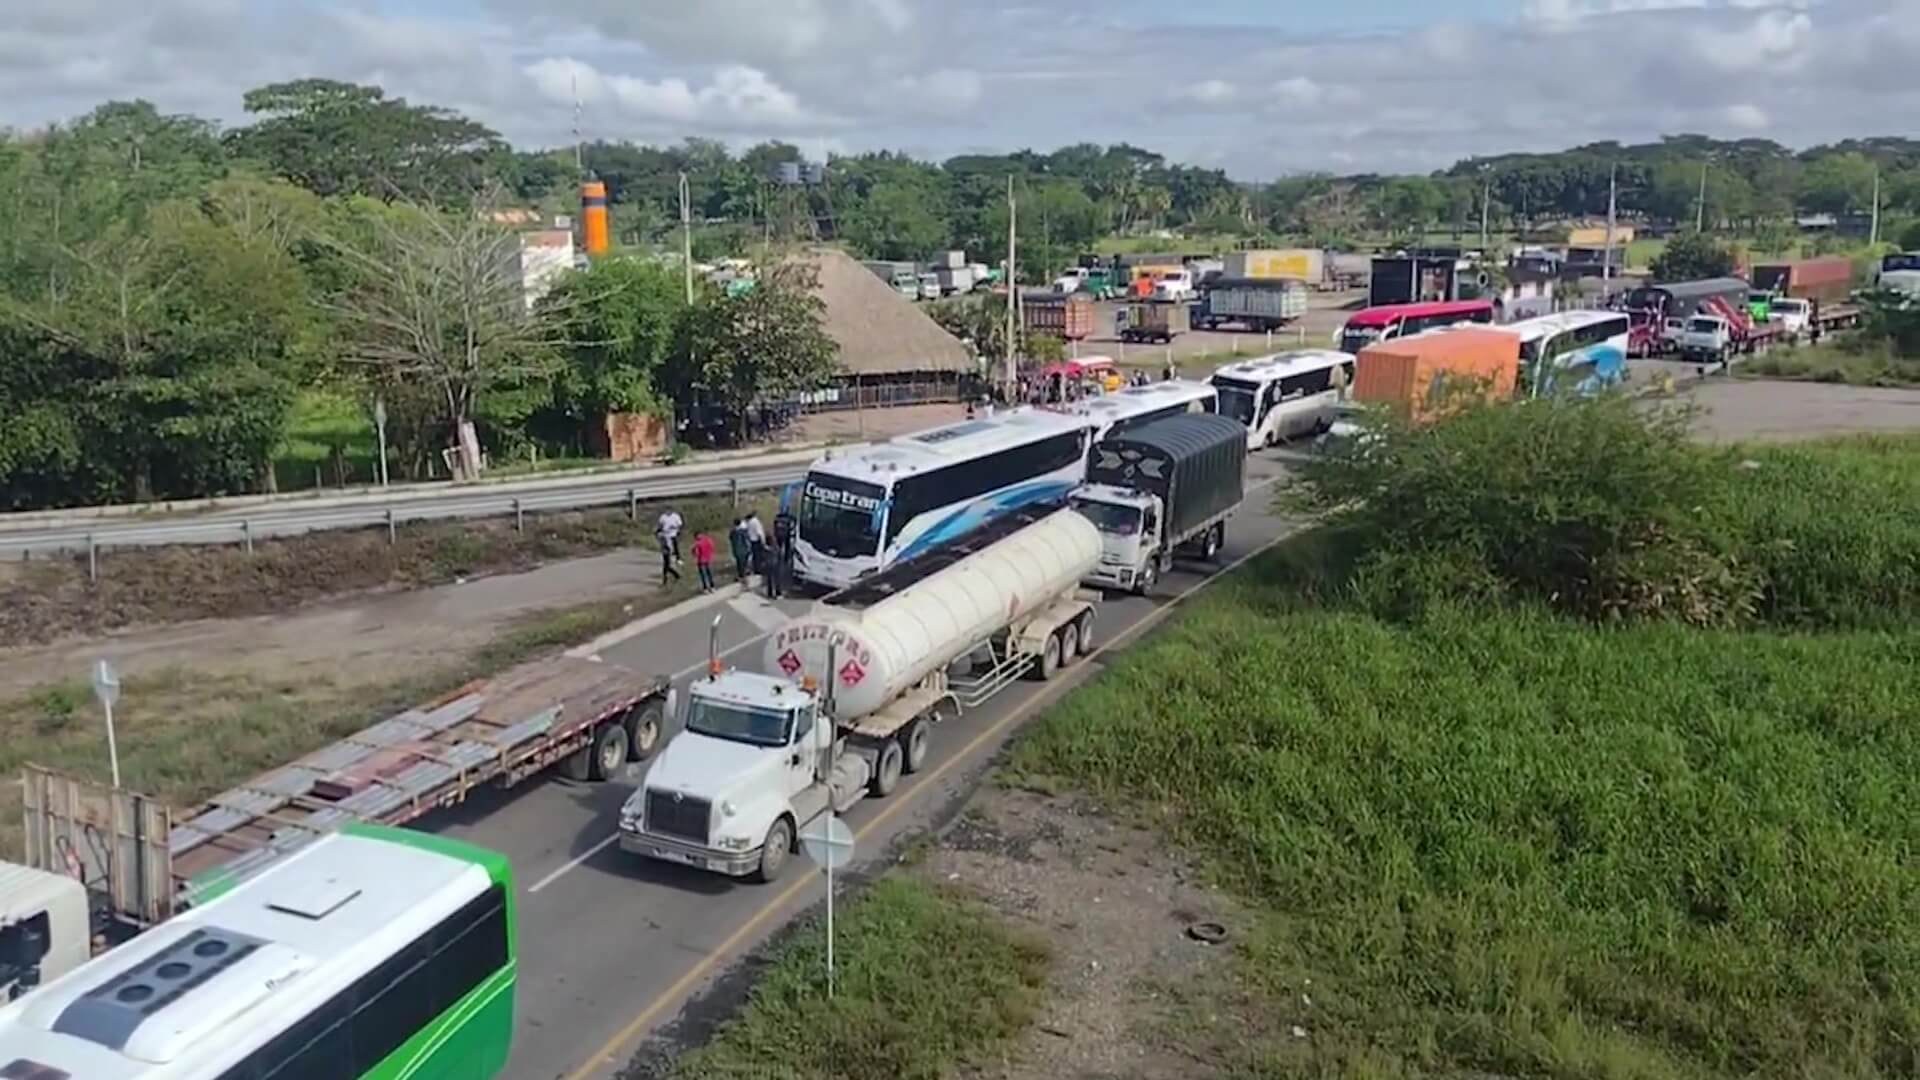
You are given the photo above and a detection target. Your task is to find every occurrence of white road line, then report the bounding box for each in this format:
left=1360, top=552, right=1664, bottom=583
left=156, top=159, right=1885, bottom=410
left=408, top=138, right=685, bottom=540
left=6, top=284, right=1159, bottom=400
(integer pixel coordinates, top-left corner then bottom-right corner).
left=528, top=834, right=620, bottom=894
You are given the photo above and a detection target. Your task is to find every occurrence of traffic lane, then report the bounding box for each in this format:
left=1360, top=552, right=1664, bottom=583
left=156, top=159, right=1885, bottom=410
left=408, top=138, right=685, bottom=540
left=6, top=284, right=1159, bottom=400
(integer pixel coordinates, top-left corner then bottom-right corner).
left=505, top=475, right=1305, bottom=1080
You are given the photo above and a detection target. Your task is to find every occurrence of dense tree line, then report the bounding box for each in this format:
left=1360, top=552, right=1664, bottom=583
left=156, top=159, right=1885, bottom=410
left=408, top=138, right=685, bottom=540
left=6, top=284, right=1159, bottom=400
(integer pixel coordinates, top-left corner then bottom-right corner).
left=4, top=79, right=1918, bottom=509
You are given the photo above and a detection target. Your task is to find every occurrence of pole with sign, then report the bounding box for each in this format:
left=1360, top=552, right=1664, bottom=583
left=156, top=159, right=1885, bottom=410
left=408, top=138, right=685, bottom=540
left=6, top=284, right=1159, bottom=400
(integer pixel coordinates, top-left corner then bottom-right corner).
left=91, top=659, right=122, bottom=788
left=801, top=813, right=855, bottom=997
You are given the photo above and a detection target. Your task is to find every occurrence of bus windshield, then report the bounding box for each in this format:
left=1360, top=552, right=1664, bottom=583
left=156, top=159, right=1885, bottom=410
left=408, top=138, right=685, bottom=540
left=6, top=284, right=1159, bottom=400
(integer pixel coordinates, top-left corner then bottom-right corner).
left=1211, top=378, right=1260, bottom=426
left=798, top=474, right=886, bottom=559
left=1339, top=325, right=1384, bottom=353
left=686, top=698, right=792, bottom=747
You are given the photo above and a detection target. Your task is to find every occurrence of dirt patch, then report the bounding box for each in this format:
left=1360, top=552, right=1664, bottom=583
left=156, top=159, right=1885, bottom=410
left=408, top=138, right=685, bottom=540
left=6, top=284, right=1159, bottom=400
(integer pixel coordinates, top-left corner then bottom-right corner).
left=917, top=785, right=1247, bottom=1080
left=0, top=495, right=755, bottom=648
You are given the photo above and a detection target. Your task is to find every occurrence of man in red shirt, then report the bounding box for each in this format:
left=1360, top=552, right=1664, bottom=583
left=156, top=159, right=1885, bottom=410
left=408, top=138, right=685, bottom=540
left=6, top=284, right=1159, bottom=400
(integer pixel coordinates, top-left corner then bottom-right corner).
left=691, top=532, right=718, bottom=593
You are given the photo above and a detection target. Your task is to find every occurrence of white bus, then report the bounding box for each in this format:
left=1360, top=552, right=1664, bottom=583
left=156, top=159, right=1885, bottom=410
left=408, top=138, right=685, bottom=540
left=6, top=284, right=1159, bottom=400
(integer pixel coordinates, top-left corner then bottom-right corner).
left=1492, top=310, right=1631, bottom=395
left=793, top=408, right=1092, bottom=590
left=1209, top=351, right=1356, bottom=450
left=0, top=823, right=515, bottom=1080
left=1055, top=379, right=1217, bottom=442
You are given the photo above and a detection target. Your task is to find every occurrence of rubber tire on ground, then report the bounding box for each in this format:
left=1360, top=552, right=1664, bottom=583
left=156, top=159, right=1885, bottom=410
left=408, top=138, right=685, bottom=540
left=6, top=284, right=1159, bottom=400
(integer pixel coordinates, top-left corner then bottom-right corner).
left=753, top=818, right=793, bottom=883
left=1059, top=622, right=1080, bottom=667
left=587, top=722, right=630, bottom=781
left=1035, top=632, right=1063, bottom=681
left=1134, top=560, right=1159, bottom=596
left=870, top=739, right=905, bottom=796
left=1074, top=613, right=1094, bottom=656
left=626, top=700, right=664, bottom=762
left=902, top=720, right=930, bottom=774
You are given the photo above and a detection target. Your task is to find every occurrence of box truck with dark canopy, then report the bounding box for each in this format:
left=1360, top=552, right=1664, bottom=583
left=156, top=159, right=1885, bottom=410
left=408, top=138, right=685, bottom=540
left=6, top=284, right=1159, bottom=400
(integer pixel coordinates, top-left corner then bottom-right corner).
left=1070, top=413, right=1248, bottom=595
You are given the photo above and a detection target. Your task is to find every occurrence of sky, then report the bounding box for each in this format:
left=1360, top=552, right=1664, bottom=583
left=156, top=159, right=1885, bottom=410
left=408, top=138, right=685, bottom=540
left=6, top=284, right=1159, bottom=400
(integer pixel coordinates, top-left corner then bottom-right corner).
left=2, top=0, right=1917, bottom=178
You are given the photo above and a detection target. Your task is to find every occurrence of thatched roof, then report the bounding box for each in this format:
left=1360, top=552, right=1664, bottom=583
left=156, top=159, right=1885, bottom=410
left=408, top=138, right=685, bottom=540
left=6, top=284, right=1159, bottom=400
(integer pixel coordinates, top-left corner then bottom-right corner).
left=794, top=248, right=973, bottom=376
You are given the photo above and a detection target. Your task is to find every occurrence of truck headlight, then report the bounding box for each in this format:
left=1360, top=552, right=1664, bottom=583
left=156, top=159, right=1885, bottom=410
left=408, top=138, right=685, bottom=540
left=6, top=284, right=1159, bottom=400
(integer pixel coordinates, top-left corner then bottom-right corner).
left=716, top=834, right=754, bottom=851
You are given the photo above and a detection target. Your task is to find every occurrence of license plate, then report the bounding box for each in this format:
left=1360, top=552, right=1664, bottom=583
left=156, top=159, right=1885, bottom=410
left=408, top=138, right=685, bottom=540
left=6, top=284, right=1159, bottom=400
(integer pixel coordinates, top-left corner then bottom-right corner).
left=654, top=846, right=701, bottom=868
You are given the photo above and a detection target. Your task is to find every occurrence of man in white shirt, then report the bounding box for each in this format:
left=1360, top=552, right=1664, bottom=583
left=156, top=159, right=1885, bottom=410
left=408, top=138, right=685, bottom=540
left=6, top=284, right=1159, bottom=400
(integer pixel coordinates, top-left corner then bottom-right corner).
left=656, top=508, right=684, bottom=560
left=744, top=512, right=767, bottom=579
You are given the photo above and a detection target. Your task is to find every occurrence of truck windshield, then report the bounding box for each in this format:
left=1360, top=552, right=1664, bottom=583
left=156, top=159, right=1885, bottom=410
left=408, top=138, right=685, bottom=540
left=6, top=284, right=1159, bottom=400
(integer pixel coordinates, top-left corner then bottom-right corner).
left=1688, top=318, right=1720, bottom=333
left=1068, top=497, right=1142, bottom=536
left=686, top=698, right=792, bottom=747
left=798, top=474, right=886, bottom=558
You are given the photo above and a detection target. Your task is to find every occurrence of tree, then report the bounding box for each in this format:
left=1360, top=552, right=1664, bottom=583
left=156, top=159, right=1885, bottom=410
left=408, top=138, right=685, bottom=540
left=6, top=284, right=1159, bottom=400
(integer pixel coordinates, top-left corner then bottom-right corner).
left=320, top=196, right=562, bottom=476
left=536, top=258, right=684, bottom=449
left=1797, top=152, right=1878, bottom=215
left=1898, top=220, right=1920, bottom=253
left=226, top=79, right=504, bottom=202
left=925, top=294, right=1007, bottom=362
left=664, top=260, right=837, bottom=440
left=1651, top=231, right=1737, bottom=281
left=842, top=179, right=948, bottom=261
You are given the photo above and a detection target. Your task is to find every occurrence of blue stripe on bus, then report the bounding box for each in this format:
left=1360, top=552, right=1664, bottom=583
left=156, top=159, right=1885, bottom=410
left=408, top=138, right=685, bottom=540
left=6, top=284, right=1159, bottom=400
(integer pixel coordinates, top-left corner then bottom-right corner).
left=893, top=478, right=1078, bottom=563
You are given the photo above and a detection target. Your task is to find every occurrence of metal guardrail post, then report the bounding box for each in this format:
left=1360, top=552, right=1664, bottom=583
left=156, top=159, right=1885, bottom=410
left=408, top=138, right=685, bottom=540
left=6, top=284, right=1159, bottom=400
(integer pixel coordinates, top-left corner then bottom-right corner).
left=730, top=478, right=740, bottom=508
left=241, top=520, right=254, bottom=555
left=88, top=534, right=98, bottom=583
left=386, top=509, right=397, bottom=545
left=627, top=489, right=638, bottom=521
left=513, top=498, right=524, bottom=532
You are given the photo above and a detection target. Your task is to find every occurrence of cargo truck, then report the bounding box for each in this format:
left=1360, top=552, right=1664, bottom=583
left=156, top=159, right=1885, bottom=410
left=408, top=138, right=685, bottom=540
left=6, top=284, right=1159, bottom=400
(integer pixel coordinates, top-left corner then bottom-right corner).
left=618, top=506, right=1102, bottom=882
left=8, top=652, right=670, bottom=961
left=1120, top=301, right=1188, bottom=344
left=1224, top=248, right=1324, bottom=286
left=1024, top=292, right=1098, bottom=340
left=1192, top=277, right=1308, bottom=331
left=1069, top=414, right=1247, bottom=595
left=0, top=863, right=87, bottom=1002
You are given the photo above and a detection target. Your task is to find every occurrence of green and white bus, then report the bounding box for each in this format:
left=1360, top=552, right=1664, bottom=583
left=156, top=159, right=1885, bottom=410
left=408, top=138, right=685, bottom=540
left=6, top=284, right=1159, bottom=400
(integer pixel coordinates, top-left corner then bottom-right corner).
left=0, top=823, right=515, bottom=1079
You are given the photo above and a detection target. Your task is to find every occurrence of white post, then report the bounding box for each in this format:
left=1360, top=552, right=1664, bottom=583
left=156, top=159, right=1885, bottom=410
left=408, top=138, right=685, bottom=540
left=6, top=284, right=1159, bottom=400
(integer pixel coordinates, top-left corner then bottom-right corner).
left=92, top=659, right=122, bottom=788
left=103, top=698, right=120, bottom=788
left=825, top=819, right=835, bottom=998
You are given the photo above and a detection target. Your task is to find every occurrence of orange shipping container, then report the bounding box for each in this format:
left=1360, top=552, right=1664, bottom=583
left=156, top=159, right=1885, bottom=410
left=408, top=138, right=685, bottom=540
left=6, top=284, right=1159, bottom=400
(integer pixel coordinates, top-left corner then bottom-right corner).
left=1354, top=327, right=1518, bottom=423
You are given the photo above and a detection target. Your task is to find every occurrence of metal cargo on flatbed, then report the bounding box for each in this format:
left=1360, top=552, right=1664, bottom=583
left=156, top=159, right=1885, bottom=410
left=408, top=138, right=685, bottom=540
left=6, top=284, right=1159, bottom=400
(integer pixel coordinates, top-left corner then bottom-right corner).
left=22, top=652, right=662, bottom=925
left=1200, top=277, right=1308, bottom=327
left=1086, top=414, right=1246, bottom=542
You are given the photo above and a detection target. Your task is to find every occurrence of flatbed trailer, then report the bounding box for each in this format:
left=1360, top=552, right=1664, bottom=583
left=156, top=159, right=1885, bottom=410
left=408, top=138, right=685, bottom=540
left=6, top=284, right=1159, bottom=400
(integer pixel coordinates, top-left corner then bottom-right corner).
left=21, top=652, right=667, bottom=929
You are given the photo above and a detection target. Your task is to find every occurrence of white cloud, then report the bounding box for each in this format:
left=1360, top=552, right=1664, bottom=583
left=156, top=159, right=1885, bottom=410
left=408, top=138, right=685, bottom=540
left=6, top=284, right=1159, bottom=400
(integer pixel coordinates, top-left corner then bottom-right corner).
left=1, top=0, right=1916, bottom=177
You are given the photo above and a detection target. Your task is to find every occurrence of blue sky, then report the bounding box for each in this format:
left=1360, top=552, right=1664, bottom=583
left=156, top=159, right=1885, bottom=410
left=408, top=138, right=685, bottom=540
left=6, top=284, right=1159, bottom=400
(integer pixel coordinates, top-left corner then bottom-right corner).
left=3, top=1, right=1915, bottom=176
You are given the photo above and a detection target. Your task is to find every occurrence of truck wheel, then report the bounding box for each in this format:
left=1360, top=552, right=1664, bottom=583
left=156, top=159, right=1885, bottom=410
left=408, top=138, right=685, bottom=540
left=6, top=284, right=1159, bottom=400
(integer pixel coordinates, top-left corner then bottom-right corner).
left=901, top=721, right=930, bottom=774
left=753, top=818, right=793, bottom=883
left=1035, top=632, right=1063, bottom=681
left=1201, top=524, right=1222, bottom=561
left=1134, top=560, right=1159, bottom=596
left=626, top=699, right=665, bottom=762
left=588, top=722, right=631, bottom=781
left=870, top=739, right=904, bottom=796
left=1074, top=613, right=1094, bottom=656
left=1059, top=622, right=1081, bottom=667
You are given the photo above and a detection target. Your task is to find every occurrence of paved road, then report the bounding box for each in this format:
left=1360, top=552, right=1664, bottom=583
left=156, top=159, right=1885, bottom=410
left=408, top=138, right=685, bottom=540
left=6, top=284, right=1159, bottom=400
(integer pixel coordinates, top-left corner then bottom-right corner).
left=422, top=450, right=1311, bottom=1080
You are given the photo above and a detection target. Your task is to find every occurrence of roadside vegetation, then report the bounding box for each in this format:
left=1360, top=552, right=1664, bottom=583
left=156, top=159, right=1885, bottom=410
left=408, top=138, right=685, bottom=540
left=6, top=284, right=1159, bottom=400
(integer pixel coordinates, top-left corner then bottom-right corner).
left=670, top=878, right=1050, bottom=1080
left=1002, top=400, right=1920, bottom=1078
left=0, top=493, right=760, bottom=646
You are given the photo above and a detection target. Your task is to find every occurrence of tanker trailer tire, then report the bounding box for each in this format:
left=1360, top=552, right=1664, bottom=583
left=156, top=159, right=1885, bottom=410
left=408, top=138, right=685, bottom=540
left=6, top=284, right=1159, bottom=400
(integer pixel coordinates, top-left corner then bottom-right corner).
left=870, top=740, right=905, bottom=796
left=588, top=722, right=631, bottom=781
left=1059, top=622, right=1081, bottom=667
left=1074, top=613, right=1095, bottom=656
left=902, top=720, right=930, bottom=774
left=1035, top=632, right=1063, bottom=681
left=753, top=817, right=794, bottom=883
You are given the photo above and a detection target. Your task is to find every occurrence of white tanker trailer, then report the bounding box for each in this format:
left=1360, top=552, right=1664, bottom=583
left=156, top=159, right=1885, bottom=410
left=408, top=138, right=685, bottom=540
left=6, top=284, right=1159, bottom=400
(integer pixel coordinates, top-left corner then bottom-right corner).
left=618, top=506, right=1102, bottom=882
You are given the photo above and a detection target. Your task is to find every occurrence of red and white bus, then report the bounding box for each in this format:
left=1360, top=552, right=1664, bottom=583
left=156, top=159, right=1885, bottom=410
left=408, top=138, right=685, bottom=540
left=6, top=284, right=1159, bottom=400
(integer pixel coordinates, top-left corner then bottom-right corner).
left=1335, top=299, right=1496, bottom=354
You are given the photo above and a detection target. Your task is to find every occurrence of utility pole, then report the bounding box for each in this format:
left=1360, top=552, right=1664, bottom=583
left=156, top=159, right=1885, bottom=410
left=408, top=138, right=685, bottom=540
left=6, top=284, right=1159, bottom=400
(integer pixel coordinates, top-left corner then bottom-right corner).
left=1004, top=175, right=1018, bottom=395
left=1696, top=160, right=1708, bottom=231
left=571, top=73, right=584, bottom=175
left=1603, top=162, right=1618, bottom=286
left=1479, top=167, right=1491, bottom=252
left=678, top=172, right=694, bottom=304
left=1869, top=168, right=1882, bottom=247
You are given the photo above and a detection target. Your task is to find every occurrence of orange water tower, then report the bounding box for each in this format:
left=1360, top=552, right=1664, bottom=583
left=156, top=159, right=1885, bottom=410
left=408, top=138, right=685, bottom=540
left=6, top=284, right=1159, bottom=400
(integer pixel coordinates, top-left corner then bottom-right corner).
left=581, top=180, right=610, bottom=256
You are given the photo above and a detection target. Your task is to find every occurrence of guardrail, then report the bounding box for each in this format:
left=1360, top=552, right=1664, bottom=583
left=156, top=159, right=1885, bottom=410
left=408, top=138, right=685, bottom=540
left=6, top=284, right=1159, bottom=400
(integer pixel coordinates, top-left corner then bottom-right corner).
left=2, top=460, right=813, bottom=572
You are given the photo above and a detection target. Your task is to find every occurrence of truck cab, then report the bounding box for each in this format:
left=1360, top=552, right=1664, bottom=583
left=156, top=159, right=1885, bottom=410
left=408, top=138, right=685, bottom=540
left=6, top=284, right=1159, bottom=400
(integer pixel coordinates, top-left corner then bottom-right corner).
left=1, top=862, right=90, bottom=1002
left=1069, top=485, right=1165, bottom=593
left=1152, top=269, right=1196, bottom=302
left=1677, top=314, right=1733, bottom=365
left=617, top=669, right=870, bottom=883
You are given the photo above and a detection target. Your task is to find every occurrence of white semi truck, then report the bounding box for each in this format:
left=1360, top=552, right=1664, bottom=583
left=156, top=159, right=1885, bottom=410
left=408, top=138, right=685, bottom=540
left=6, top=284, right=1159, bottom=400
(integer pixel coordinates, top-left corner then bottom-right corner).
left=618, top=506, right=1102, bottom=882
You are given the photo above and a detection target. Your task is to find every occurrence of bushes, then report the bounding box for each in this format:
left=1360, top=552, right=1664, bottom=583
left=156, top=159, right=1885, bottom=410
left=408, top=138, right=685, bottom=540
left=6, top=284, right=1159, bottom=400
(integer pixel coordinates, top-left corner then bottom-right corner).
left=1295, top=397, right=1919, bottom=630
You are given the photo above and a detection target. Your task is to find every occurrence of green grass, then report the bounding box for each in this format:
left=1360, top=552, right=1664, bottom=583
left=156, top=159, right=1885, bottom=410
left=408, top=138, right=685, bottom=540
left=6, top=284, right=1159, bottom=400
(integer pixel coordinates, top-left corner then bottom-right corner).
left=1009, top=574, right=1920, bottom=1079
left=1743, top=343, right=1920, bottom=387
left=673, top=878, right=1051, bottom=1080
left=272, top=389, right=379, bottom=490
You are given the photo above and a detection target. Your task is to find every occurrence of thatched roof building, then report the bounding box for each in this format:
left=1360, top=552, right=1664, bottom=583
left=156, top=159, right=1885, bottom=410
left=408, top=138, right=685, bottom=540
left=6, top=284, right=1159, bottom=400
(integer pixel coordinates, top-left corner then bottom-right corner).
left=792, top=248, right=973, bottom=377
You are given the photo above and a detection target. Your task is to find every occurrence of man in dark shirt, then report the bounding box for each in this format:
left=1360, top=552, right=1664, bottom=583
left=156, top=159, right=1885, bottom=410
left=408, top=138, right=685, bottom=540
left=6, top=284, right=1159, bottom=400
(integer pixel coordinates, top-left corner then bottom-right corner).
left=769, top=509, right=797, bottom=599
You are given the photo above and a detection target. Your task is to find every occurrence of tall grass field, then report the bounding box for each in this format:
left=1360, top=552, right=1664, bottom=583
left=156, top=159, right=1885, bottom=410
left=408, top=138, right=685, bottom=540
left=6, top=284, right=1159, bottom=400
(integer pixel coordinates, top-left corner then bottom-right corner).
left=1012, top=422, right=1920, bottom=1078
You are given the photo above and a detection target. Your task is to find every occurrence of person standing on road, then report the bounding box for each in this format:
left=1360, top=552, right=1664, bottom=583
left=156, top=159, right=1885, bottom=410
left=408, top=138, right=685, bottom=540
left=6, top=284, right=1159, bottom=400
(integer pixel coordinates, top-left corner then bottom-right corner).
left=656, top=529, right=681, bottom=584
left=745, top=512, right=768, bottom=584
left=656, top=507, right=684, bottom=561
left=769, top=507, right=796, bottom=599
left=728, top=517, right=751, bottom=583
left=691, top=531, right=717, bottom=593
